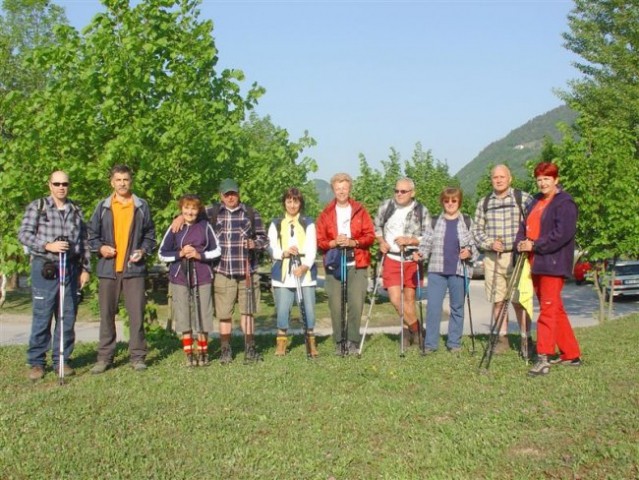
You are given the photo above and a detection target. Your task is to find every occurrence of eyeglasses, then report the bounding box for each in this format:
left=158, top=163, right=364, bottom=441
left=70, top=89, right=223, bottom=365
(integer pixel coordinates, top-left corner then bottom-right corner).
left=443, top=198, right=459, bottom=204
left=51, top=182, right=69, bottom=187
left=394, top=189, right=412, bottom=194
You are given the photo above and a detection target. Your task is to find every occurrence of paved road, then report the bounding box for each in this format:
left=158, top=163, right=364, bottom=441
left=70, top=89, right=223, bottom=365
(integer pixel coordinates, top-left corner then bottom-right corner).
left=1, top=280, right=638, bottom=346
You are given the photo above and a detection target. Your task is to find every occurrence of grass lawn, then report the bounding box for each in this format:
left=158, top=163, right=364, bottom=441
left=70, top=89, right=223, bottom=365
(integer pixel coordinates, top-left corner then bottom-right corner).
left=1, top=313, right=638, bottom=479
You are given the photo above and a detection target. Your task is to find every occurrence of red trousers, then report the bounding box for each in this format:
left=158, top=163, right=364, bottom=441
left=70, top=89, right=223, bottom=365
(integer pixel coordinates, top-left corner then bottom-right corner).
left=532, top=274, right=581, bottom=359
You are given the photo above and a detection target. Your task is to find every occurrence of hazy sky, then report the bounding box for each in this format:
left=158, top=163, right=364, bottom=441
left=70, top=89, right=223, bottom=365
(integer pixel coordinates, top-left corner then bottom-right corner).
left=57, top=0, right=579, bottom=180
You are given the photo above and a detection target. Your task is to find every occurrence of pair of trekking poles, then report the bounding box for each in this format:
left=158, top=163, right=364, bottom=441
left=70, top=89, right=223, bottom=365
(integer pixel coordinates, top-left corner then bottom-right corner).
left=358, top=248, right=478, bottom=358
left=478, top=251, right=529, bottom=371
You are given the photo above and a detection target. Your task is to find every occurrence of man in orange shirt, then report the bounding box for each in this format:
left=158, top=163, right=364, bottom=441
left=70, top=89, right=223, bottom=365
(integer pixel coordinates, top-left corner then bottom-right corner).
left=88, top=165, right=156, bottom=373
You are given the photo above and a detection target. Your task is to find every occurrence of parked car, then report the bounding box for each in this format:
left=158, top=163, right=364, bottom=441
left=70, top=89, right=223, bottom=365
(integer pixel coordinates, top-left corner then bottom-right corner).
left=573, top=258, right=592, bottom=285
left=472, top=253, right=485, bottom=279
left=602, top=260, right=639, bottom=299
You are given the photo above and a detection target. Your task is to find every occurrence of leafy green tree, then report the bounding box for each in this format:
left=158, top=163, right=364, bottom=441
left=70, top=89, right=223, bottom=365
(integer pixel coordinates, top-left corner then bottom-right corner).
left=558, top=0, right=639, bottom=320
left=0, top=0, right=315, bottom=281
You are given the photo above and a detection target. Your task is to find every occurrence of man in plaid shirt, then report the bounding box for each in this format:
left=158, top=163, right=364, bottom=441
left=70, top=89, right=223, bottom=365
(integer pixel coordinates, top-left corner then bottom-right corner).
left=472, top=164, right=533, bottom=354
left=18, top=170, right=91, bottom=381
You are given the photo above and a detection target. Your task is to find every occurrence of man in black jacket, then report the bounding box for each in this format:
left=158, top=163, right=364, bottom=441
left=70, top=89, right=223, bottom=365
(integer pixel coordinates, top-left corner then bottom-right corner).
left=87, top=165, right=156, bottom=373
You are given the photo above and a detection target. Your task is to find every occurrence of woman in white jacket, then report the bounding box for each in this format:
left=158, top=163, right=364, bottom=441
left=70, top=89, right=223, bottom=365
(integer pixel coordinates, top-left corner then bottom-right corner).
left=268, top=188, right=318, bottom=357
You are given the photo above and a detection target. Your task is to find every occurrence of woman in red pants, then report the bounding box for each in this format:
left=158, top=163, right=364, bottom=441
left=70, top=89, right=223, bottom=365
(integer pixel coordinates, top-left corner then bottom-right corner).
left=516, top=162, right=582, bottom=376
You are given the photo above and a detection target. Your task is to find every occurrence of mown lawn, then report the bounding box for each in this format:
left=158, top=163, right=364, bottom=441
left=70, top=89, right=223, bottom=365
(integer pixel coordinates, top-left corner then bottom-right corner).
left=1, top=316, right=638, bottom=479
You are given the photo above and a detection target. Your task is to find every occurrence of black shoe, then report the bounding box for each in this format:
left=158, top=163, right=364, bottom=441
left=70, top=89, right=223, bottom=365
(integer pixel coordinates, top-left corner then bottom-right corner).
left=335, top=341, right=347, bottom=357
left=347, top=341, right=359, bottom=355
left=244, top=344, right=263, bottom=363
left=219, top=345, right=233, bottom=365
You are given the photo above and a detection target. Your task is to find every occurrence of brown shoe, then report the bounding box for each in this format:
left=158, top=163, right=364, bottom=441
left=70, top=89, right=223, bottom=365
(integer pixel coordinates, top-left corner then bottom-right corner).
left=307, top=335, right=319, bottom=358
left=28, top=365, right=45, bottom=381
left=275, top=336, right=288, bottom=356
left=492, top=336, right=510, bottom=354
left=53, top=364, right=76, bottom=377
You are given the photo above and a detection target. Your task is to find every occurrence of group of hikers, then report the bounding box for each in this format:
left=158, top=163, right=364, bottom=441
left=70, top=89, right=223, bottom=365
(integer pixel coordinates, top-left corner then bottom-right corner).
left=18, top=161, right=582, bottom=382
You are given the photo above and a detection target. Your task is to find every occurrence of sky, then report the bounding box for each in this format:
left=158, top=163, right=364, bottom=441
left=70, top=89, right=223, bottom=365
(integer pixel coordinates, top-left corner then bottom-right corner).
left=56, top=0, right=579, bottom=180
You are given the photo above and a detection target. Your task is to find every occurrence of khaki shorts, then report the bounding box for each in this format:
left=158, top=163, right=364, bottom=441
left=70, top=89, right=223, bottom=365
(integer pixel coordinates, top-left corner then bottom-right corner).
left=483, top=251, right=516, bottom=303
left=214, top=273, right=261, bottom=320
left=172, top=283, right=214, bottom=333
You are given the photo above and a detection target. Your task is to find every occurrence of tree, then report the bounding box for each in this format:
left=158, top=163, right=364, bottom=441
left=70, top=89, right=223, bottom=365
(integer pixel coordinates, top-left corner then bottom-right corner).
left=559, top=0, right=639, bottom=321
left=0, top=0, right=316, bottom=283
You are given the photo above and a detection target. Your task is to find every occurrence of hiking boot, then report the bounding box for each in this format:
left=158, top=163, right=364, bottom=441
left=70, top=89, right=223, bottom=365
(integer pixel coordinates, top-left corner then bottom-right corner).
left=131, top=361, right=147, bottom=372
left=421, top=347, right=436, bottom=356
left=402, top=328, right=411, bottom=349
left=520, top=337, right=535, bottom=360
left=185, top=354, right=196, bottom=367
left=90, top=361, right=111, bottom=375
left=347, top=341, right=359, bottom=356
left=410, top=329, right=422, bottom=347
left=528, top=354, right=551, bottom=377
left=448, top=347, right=462, bottom=354
left=492, top=336, right=510, bottom=354
left=198, top=352, right=210, bottom=367
left=549, top=356, right=582, bottom=367
left=335, top=341, right=347, bottom=357
left=244, top=344, right=263, bottom=363
left=307, top=335, right=319, bottom=358
left=219, top=345, right=233, bottom=365
left=53, top=363, right=76, bottom=377
left=28, top=365, right=45, bottom=381
left=275, top=336, right=288, bottom=357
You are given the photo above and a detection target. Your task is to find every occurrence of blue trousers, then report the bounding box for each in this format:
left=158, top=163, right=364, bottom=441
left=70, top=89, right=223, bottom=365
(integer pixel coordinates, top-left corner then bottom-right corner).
left=28, top=256, right=78, bottom=367
left=424, top=273, right=465, bottom=350
left=273, top=286, right=316, bottom=331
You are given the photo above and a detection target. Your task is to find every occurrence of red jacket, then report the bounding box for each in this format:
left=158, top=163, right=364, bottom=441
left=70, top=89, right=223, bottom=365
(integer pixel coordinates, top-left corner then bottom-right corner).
left=316, top=198, right=376, bottom=268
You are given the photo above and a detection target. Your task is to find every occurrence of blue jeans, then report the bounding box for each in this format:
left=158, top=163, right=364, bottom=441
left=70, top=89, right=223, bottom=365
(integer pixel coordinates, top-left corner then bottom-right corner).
left=273, top=286, right=316, bottom=330
left=28, top=256, right=78, bottom=367
left=424, top=273, right=465, bottom=350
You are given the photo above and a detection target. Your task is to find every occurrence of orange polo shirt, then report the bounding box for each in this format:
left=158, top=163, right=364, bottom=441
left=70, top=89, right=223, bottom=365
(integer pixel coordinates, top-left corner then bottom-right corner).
left=112, top=195, right=134, bottom=273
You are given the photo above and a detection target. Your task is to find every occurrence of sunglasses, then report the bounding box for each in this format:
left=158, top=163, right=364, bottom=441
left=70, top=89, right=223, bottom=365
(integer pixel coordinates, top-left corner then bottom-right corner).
left=443, top=198, right=459, bottom=204
left=394, top=189, right=412, bottom=194
left=51, top=182, right=69, bottom=187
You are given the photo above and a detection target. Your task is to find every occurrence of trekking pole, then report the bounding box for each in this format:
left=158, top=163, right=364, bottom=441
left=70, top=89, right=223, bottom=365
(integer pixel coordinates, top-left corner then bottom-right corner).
left=58, top=250, right=67, bottom=385
left=399, top=246, right=406, bottom=358
left=416, top=259, right=425, bottom=355
left=358, top=253, right=385, bottom=357
left=340, top=247, right=348, bottom=356
left=292, top=255, right=312, bottom=359
left=463, top=262, right=476, bottom=355
left=183, top=258, right=195, bottom=367
left=244, top=245, right=256, bottom=363
left=479, top=252, right=526, bottom=372
left=189, top=259, right=206, bottom=366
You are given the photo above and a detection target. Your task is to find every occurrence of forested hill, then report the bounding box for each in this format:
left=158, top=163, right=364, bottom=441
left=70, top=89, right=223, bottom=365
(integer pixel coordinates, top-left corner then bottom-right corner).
left=455, top=105, right=578, bottom=198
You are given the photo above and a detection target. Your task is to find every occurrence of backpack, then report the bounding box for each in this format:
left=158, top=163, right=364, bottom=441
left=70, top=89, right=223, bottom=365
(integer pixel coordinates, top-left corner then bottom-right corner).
left=381, top=201, right=426, bottom=231
left=482, top=188, right=526, bottom=219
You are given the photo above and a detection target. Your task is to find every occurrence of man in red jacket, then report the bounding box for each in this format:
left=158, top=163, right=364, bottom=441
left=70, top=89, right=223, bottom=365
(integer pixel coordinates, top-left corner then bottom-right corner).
left=316, top=173, right=375, bottom=355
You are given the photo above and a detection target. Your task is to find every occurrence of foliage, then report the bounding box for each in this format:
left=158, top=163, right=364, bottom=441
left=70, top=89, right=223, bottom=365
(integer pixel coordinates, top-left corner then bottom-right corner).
left=0, top=0, right=316, bottom=279
left=1, top=315, right=638, bottom=478
left=353, top=143, right=457, bottom=219
left=558, top=0, right=639, bottom=321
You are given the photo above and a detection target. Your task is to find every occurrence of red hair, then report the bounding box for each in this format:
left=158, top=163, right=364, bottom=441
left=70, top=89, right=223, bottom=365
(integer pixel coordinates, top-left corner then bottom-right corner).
left=534, top=162, right=559, bottom=178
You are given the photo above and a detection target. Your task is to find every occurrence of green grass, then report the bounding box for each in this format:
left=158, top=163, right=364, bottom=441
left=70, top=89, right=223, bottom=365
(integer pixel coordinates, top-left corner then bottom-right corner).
left=1, top=316, right=638, bottom=479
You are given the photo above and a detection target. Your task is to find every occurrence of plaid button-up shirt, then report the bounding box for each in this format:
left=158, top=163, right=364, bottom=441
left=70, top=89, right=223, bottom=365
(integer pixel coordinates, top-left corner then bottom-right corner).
left=18, top=196, right=91, bottom=271
left=209, top=203, right=269, bottom=277
left=472, top=188, right=533, bottom=252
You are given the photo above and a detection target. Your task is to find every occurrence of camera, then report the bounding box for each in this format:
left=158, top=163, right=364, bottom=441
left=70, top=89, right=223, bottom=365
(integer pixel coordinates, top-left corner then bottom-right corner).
left=41, top=261, right=58, bottom=280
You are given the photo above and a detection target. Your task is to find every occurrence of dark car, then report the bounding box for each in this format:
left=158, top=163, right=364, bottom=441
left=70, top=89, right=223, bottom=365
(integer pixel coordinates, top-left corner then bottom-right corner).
left=603, top=260, right=639, bottom=299
left=472, top=253, right=485, bottom=279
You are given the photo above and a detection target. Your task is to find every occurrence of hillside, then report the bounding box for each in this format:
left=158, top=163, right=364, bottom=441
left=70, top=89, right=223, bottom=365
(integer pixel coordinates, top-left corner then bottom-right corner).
left=455, top=105, right=578, bottom=198
left=313, top=178, right=333, bottom=204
